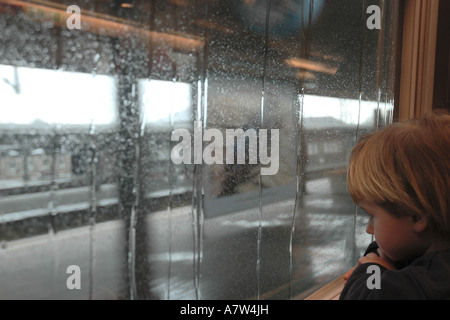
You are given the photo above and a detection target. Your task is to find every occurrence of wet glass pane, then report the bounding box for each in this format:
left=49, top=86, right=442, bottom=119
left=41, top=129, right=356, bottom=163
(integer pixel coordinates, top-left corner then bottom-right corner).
left=0, top=0, right=400, bottom=299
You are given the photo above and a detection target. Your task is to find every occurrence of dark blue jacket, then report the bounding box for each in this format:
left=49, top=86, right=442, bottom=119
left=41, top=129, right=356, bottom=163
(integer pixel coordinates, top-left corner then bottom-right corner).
left=340, top=242, right=450, bottom=300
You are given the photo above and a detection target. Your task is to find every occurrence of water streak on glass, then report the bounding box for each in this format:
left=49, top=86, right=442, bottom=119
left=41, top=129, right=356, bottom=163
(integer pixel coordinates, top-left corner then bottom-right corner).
left=190, top=1, right=210, bottom=299
left=127, top=80, right=140, bottom=300
left=48, top=129, right=59, bottom=236
left=128, top=205, right=137, bottom=299
left=289, top=91, right=304, bottom=298
left=191, top=163, right=204, bottom=300
left=166, top=183, right=173, bottom=300
left=349, top=0, right=370, bottom=267
left=375, top=0, right=385, bottom=131
left=128, top=129, right=143, bottom=300
left=167, top=80, right=174, bottom=300
left=256, top=0, right=273, bottom=300
left=88, top=121, right=97, bottom=300
left=191, top=61, right=205, bottom=302
left=289, top=0, right=313, bottom=298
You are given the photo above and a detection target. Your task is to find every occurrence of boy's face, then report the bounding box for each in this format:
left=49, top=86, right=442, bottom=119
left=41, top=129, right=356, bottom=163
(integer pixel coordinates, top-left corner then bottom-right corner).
left=358, top=200, right=429, bottom=262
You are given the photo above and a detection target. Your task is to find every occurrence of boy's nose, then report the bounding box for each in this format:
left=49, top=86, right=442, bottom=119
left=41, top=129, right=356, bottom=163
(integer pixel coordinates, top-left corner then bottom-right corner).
left=366, top=221, right=374, bottom=235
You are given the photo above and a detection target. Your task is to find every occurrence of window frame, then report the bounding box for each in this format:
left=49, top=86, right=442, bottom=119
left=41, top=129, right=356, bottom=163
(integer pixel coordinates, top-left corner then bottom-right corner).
left=398, top=0, right=440, bottom=120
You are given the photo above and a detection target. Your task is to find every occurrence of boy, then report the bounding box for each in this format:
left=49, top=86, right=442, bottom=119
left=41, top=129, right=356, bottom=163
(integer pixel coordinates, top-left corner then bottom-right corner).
left=339, top=111, right=450, bottom=299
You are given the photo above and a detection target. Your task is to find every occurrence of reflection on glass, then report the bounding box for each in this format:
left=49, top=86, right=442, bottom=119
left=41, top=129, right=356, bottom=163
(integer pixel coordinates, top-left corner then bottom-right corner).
left=0, top=0, right=399, bottom=300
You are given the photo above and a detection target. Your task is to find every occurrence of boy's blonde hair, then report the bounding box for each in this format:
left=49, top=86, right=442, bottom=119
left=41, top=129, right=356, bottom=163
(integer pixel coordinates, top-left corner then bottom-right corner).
left=347, top=111, right=450, bottom=235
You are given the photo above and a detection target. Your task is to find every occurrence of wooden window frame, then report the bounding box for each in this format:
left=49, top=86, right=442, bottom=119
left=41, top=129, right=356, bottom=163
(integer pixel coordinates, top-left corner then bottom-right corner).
left=398, top=0, right=440, bottom=120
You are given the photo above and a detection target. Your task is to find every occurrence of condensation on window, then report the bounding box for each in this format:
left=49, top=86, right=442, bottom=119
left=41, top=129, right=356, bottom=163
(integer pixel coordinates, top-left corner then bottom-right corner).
left=0, top=0, right=400, bottom=299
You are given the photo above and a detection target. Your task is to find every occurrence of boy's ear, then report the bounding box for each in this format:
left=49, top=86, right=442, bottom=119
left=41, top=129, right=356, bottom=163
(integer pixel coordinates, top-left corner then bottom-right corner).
left=412, top=214, right=428, bottom=233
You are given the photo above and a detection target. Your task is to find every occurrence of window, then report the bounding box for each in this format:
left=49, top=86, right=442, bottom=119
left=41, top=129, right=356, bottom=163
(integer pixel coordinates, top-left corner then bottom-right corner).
left=0, top=0, right=402, bottom=300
